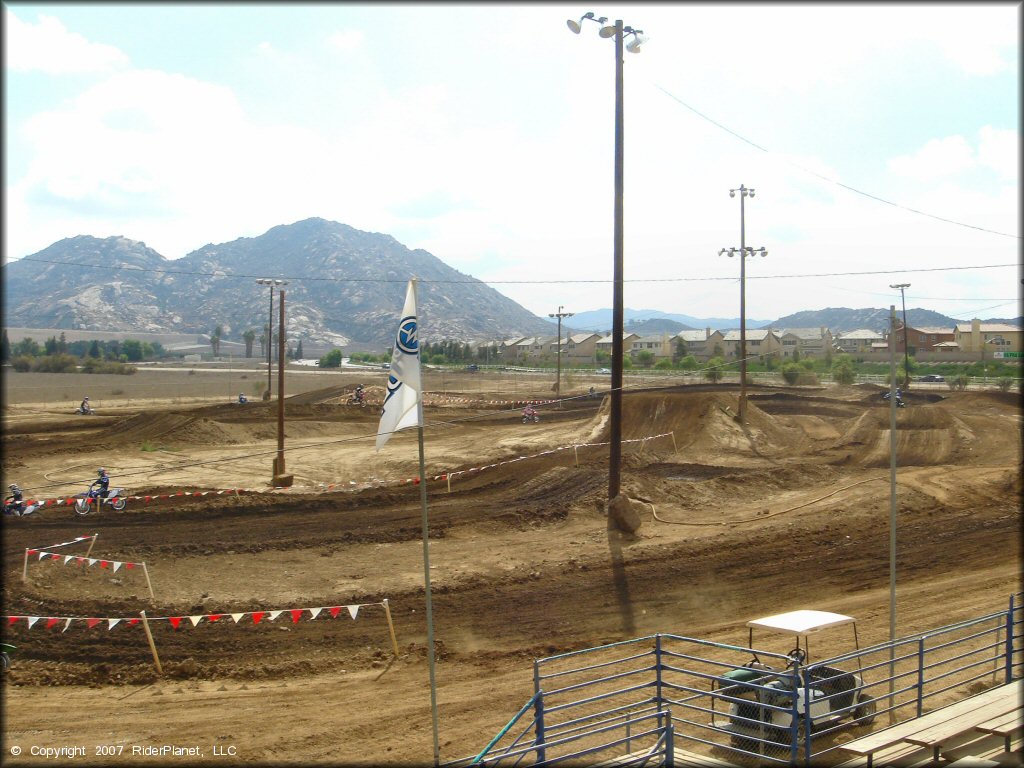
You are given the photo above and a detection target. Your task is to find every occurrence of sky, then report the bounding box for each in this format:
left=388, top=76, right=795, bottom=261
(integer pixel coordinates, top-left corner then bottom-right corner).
left=3, top=2, right=1020, bottom=324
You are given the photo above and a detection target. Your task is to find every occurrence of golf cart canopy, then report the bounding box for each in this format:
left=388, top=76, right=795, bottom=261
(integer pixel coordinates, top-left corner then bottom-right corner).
left=747, top=610, right=856, bottom=638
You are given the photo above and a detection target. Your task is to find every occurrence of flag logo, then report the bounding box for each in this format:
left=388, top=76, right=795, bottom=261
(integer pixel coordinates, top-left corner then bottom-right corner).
left=376, top=280, right=423, bottom=450
left=397, top=316, right=418, bottom=355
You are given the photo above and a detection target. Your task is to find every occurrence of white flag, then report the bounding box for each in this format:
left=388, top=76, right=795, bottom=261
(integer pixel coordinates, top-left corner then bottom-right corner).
left=376, top=279, right=423, bottom=450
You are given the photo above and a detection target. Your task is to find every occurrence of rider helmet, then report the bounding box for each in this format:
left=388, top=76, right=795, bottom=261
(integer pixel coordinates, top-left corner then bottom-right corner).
left=9, top=484, right=19, bottom=491
left=84, top=396, right=89, bottom=401
left=97, top=467, right=107, bottom=476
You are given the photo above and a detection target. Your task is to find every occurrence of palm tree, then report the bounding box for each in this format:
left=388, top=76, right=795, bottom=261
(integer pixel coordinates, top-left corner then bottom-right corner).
left=243, top=329, right=256, bottom=358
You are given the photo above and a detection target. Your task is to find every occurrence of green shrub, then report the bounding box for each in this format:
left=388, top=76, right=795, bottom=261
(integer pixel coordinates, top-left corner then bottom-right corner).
left=31, top=353, right=79, bottom=373
left=80, top=358, right=137, bottom=375
left=703, top=357, right=725, bottom=383
left=10, top=355, right=32, bottom=372
left=319, top=349, right=343, bottom=368
left=831, top=356, right=856, bottom=385
left=781, top=363, right=801, bottom=385
left=997, top=377, right=1012, bottom=392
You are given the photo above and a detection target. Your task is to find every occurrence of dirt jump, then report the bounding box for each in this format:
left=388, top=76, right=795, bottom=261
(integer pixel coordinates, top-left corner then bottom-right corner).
left=2, top=380, right=1021, bottom=765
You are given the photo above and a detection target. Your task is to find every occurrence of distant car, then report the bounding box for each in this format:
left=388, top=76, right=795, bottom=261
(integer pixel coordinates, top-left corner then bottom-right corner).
left=917, top=374, right=945, bottom=383
left=596, top=368, right=612, bottom=374
left=380, top=363, right=390, bottom=370
left=466, top=364, right=479, bottom=372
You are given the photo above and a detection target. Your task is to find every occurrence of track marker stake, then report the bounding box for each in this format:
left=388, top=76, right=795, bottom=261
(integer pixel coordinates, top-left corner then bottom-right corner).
left=382, top=598, right=400, bottom=658
left=140, top=610, right=163, bottom=675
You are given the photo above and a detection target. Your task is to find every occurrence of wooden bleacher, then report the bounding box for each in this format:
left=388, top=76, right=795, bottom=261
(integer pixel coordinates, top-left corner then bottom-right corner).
left=835, top=680, right=1021, bottom=768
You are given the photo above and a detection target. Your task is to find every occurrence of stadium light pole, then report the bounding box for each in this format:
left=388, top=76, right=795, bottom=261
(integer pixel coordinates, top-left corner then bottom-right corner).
left=567, top=12, right=646, bottom=505
left=719, top=185, right=766, bottom=425
left=256, top=279, right=287, bottom=400
left=890, top=283, right=910, bottom=388
left=549, top=306, right=574, bottom=408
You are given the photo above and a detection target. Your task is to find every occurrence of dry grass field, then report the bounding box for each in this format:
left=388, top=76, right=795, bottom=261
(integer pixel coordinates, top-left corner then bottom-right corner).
left=1, top=366, right=1021, bottom=766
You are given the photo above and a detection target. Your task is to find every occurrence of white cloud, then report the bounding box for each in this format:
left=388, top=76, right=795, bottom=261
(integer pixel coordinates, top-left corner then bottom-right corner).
left=976, top=126, right=1019, bottom=181
left=328, top=28, right=364, bottom=52
left=888, top=136, right=976, bottom=182
left=4, top=10, right=129, bottom=74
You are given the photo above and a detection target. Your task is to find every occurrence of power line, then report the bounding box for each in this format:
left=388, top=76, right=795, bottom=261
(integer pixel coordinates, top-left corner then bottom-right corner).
left=651, top=83, right=1021, bottom=241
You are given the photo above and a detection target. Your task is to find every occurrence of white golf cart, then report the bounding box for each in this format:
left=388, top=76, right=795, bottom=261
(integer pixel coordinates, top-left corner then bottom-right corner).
left=713, top=609, right=877, bottom=754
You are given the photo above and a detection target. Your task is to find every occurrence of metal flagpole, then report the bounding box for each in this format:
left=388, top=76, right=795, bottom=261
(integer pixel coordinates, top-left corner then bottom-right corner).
left=417, top=406, right=440, bottom=766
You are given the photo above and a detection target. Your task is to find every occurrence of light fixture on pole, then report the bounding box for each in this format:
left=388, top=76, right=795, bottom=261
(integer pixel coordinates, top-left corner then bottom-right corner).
left=719, top=184, right=766, bottom=425
left=890, top=283, right=910, bottom=388
left=567, top=11, right=646, bottom=509
left=256, top=279, right=287, bottom=400
left=549, top=306, right=575, bottom=407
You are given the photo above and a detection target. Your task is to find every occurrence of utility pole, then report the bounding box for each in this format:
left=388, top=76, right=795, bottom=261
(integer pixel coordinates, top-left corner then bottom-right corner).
left=720, top=185, right=766, bottom=424
left=890, top=283, right=911, bottom=388
left=273, top=289, right=293, bottom=488
left=549, top=306, right=574, bottom=407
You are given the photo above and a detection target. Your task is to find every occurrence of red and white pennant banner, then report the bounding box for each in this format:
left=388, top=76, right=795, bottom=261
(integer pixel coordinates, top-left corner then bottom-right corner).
left=5, top=601, right=379, bottom=631
left=27, top=549, right=139, bottom=572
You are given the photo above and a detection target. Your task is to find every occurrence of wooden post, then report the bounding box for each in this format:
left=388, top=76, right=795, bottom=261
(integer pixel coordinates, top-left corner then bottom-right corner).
left=85, top=534, right=98, bottom=558
left=22, top=548, right=29, bottom=582
left=671, top=431, right=678, bottom=453
left=141, top=562, right=156, bottom=600
left=139, top=610, right=163, bottom=675
left=382, top=598, right=400, bottom=658
left=446, top=474, right=451, bottom=494
left=573, top=446, right=579, bottom=468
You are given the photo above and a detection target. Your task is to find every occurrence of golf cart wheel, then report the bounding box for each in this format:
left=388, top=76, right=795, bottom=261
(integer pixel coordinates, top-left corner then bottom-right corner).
left=74, top=499, right=91, bottom=517
left=112, top=497, right=127, bottom=512
left=854, top=692, right=877, bottom=726
left=1, top=652, right=8, bottom=672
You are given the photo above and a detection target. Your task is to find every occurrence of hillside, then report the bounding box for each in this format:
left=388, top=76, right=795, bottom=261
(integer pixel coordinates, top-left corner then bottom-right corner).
left=1, top=219, right=554, bottom=347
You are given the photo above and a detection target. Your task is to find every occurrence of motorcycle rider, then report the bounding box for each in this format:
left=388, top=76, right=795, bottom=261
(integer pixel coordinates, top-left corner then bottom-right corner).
left=89, top=468, right=110, bottom=500
left=353, top=384, right=365, bottom=404
left=522, top=405, right=538, bottom=422
left=238, top=392, right=248, bottom=404
left=4, top=484, right=25, bottom=515
left=79, top=396, right=91, bottom=414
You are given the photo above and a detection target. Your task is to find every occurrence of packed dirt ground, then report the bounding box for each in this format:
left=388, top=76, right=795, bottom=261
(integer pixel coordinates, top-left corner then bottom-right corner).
left=2, top=373, right=1021, bottom=766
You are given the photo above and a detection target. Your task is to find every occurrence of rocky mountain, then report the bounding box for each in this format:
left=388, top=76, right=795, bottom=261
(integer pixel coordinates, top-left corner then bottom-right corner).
left=1, top=218, right=555, bottom=349
left=771, top=307, right=962, bottom=333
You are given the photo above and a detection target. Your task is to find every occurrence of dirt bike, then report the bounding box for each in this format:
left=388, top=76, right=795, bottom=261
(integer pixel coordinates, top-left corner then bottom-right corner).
left=75, top=405, right=96, bottom=415
left=74, top=488, right=127, bottom=516
left=3, top=499, right=40, bottom=517
left=349, top=390, right=366, bottom=406
left=1, top=643, right=14, bottom=672
left=881, top=392, right=906, bottom=408
left=522, top=410, right=540, bottom=424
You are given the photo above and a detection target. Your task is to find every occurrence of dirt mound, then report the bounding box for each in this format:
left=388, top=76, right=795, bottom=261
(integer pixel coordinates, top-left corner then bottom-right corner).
left=589, top=390, right=808, bottom=461
left=833, top=405, right=968, bottom=467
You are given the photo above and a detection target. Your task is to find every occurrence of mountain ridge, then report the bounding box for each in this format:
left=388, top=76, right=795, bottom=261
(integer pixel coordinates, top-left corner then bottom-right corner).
left=3, top=218, right=1017, bottom=349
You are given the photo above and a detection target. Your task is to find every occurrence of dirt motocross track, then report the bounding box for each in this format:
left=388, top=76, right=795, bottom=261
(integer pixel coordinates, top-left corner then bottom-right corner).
left=2, top=381, right=1021, bottom=766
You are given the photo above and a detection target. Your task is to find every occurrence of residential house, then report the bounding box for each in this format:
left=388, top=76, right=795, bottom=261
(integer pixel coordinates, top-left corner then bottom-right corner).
left=719, top=328, right=782, bottom=362
left=953, top=319, right=1023, bottom=357
left=674, top=328, right=725, bottom=362
left=564, top=333, right=601, bottom=365
left=834, top=329, right=885, bottom=355
left=630, top=333, right=674, bottom=362
left=595, top=332, right=640, bottom=363
left=779, top=327, right=834, bottom=359
left=888, top=324, right=955, bottom=355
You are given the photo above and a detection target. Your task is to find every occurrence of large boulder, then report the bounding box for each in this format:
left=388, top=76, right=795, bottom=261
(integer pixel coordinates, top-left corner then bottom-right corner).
left=607, top=494, right=648, bottom=533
